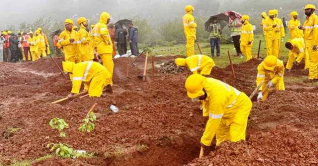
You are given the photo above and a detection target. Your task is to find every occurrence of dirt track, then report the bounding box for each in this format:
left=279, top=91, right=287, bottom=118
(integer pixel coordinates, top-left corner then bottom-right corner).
left=0, top=56, right=318, bottom=165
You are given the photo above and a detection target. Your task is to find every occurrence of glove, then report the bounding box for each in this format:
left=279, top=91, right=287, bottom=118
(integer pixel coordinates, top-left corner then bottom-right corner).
left=267, top=81, right=273, bottom=88
left=257, top=92, right=263, bottom=101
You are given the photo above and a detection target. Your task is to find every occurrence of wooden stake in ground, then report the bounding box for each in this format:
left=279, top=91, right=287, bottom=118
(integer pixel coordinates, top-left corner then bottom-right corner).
left=48, top=54, right=68, bottom=79
left=196, top=42, right=203, bottom=54
left=199, top=146, right=204, bottom=159
left=257, top=40, right=262, bottom=59
left=137, top=51, right=148, bottom=80
left=151, top=56, right=155, bottom=79
left=52, top=91, right=88, bottom=104
left=227, top=50, right=236, bottom=79
left=88, top=103, right=98, bottom=114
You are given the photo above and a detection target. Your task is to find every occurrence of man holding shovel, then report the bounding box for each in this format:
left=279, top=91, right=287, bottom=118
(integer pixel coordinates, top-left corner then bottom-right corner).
left=185, top=74, right=252, bottom=158
left=256, top=55, right=285, bottom=101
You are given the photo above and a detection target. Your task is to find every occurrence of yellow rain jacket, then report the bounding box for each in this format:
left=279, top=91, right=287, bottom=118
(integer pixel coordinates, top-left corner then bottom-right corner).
left=58, top=29, right=79, bottom=62
left=264, top=18, right=280, bottom=56
left=256, top=59, right=285, bottom=100
left=183, top=10, right=197, bottom=57
left=288, top=13, right=303, bottom=39
left=67, top=61, right=112, bottom=97
left=240, top=20, right=254, bottom=61
left=286, top=38, right=309, bottom=70
left=303, top=13, right=318, bottom=80
left=201, top=78, right=252, bottom=146
left=175, top=55, right=215, bottom=75
left=93, top=12, right=113, bottom=55
left=261, top=12, right=268, bottom=37
left=28, top=36, right=39, bottom=61
left=77, top=24, right=94, bottom=61
left=275, top=18, right=285, bottom=39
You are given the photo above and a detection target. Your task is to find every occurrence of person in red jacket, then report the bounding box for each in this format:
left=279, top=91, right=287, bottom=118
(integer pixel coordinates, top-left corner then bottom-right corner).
left=22, top=32, right=30, bottom=61
left=108, top=23, right=117, bottom=56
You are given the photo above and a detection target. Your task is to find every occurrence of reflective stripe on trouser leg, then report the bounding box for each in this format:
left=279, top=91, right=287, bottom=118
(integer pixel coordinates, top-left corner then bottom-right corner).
left=100, top=53, right=114, bottom=84
left=88, top=72, right=107, bottom=97
left=286, top=51, right=296, bottom=70
left=186, top=37, right=195, bottom=57
left=216, top=94, right=252, bottom=145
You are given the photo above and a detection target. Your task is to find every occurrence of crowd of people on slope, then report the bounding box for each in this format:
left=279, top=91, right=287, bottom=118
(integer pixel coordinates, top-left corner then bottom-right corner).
left=179, top=4, right=318, bottom=157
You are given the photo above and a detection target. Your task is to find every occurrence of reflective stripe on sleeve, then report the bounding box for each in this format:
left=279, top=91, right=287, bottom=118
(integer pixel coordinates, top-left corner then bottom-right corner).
left=72, top=77, right=83, bottom=81
left=257, top=74, right=265, bottom=78
left=190, top=55, right=202, bottom=72
left=209, top=113, right=223, bottom=119
left=241, top=31, right=253, bottom=34
left=314, top=25, right=318, bottom=28
left=304, top=26, right=314, bottom=29
left=299, top=48, right=304, bottom=53
left=58, top=39, right=64, bottom=42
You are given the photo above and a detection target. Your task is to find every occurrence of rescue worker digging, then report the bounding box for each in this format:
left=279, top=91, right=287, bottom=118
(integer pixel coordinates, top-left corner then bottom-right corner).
left=256, top=55, right=285, bottom=101
left=62, top=61, right=112, bottom=98
left=240, top=15, right=254, bottom=61
left=185, top=74, right=252, bottom=155
left=175, top=55, right=215, bottom=76
left=183, top=5, right=197, bottom=57
left=285, top=38, right=309, bottom=71
left=299, top=4, right=318, bottom=83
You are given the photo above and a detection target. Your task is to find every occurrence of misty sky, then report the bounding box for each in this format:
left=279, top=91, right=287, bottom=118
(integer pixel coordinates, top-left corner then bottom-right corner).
left=1, top=0, right=318, bottom=30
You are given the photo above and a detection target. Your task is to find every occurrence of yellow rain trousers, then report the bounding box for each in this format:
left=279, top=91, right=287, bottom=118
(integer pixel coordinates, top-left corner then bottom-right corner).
left=71, top=61, right=112, bottom=97
left=275, top=18, right=285, bottom=57
left=37, top=34, right=47, bottom=57
left=77, top=25, right=94, bottom=61
left=28, top=36, right=39, bottom=61
left=261, top=12, right=268, bottom=38
left=240, top=21, right=254, bottom=61
left=303, top=13, right=318, bottom=80
left=200, top=78, right=252, bottom=146
left=185, top=55, right=215, bottom=75
left=286, top=38, right=309, bottom=70
left=256, top=60, right=285, bottom=101
left=264, top=18, right=279, bottom=56
left=183, top=11, right=197, bottom=57
left=58, top=29, right=79, bottom=63
left=93, top=12, right=114, bottom=82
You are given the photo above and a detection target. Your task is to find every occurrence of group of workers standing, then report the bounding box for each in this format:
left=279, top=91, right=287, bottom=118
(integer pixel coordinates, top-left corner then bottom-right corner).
left=0, top=29, right=50, bottom=62
left=178, top=4, right=318, bottom=157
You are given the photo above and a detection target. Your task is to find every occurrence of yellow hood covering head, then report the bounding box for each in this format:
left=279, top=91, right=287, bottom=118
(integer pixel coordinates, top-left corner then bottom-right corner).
left=62, top=61, right=75, bottom=73
left=175, top=58, right=186, bottom=67
left=185, top=74, right=207, bottom=99
left=2, top=31, right=7, bottom=35
left=241, top=15, right=250, bottom=21
left=77, top=17, right=87, bottom=26
left=263, top=55, right=277, bottom=71
left=261, top=12, right=267, bottom=18
left=65, top=18, right=74, bottom=25
left=304, top=4, right=316, bottom=10
left=185, top=5, right=194, bottom=13
left=268, top=10, right=276, bottom=16
left=99, top=12, right=111, bottom=24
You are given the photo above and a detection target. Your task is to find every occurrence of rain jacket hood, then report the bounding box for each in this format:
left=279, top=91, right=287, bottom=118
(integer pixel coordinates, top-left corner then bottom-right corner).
left=99, top=12, right=111, bottom=24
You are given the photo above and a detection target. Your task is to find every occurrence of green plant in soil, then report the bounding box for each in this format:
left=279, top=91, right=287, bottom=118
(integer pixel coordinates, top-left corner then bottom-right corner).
left=49, top=118, right=69, bottom=137
left=47, top=143, right=94, bottom=159
left=79, top=111, right=96, bottom=133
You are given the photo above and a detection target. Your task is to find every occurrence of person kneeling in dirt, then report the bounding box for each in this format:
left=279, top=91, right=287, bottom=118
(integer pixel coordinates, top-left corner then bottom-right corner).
left=175, top=55, right=215, bottom=76
left=62, top=61, right=112, bottom=98
left=256, top=55, right=285, bottom=101
left=285, top=38, right=309, bottom=71
left=185, top=74, right=252, bottom=151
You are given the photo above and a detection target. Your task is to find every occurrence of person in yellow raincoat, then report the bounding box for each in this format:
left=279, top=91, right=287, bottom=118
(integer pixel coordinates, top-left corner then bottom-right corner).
left=175, top=55, right=215, bottom=76
left=299, top=4, right=318, bottom=82
left=264, top=10, right=279, bottom=57
left=62, top=61, right=112, bottom=98
left=288, top=11, right=303, bottom=39
left=77, top=17, right=94, bottom=62
left=58, top=19, right=79, bottom=63
left=185, top=74, right=252, bottom=148
left=256, top=55, right=285, bottom=101
left=93, top=12, right=114, bottom=84
left=240, top=15, right=254, bottom=61
left=38, top=28, right=51, bottom=56
left=27, top=31, right=39, bottom=61
left=285, top=38, right=309, bottom=71
left=183, top=5, right=197, bottom=57
left=273, top=9, right=285, bottom=57
left=261, top=12, right=268, bottom=37
left=36, top=28, right=46, bottom=57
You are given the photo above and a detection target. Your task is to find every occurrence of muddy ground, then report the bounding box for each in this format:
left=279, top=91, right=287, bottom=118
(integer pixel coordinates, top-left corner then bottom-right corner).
left=0, top=56, right=317, bottom=165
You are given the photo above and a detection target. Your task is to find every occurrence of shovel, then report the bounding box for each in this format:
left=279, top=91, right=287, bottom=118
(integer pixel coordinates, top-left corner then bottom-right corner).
left=137, top=51, right=148, bottom=80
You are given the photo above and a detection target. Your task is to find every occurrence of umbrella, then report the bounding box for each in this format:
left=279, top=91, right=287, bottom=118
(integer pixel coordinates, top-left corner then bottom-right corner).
left=115, top=19, right=132, bottom=29
left=205, top=11, right=242, bottom=32
left=205, top=13, right=229, bottom=32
